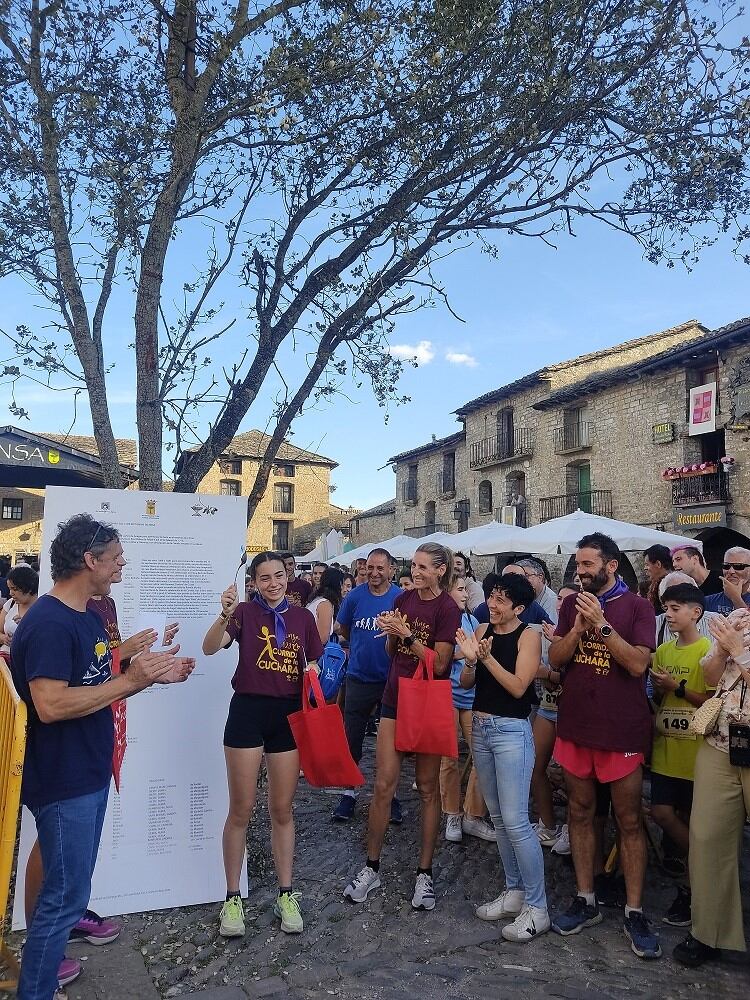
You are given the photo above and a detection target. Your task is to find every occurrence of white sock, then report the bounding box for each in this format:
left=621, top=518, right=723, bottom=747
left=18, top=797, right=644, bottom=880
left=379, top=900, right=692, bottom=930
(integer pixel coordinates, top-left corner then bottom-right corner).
left=343, top=789, right=356, bottom=799
left=625, top=905, right=642, bottom=917
left=579, top=891, right=596, bottom=906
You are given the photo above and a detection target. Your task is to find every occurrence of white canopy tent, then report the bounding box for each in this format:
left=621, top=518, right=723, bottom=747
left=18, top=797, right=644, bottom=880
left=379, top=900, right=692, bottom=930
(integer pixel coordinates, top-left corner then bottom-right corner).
left=446, top=520, right=528, bottom=555
left=472, top=509, right=702, bottom=556
left=324, top=534, right=416, bottom=564
left=301, top=528, right=346, bottom=562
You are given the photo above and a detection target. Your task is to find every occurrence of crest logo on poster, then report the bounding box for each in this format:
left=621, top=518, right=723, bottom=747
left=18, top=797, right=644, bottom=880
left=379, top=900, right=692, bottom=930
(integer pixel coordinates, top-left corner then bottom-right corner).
left=100, top=502, right=110, bottom=511
left=146, top=499, right=157, bottom=516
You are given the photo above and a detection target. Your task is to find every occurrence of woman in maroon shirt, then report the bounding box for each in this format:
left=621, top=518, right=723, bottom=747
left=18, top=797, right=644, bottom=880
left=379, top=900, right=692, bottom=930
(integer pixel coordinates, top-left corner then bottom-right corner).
left=343, top=542, right=461, bottom=911
left=203, top=551, right=323, bottom=939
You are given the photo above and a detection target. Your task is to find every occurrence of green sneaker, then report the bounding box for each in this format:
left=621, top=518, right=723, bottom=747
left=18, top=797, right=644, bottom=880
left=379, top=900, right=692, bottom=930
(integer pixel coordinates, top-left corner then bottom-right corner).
left=219, top=895, right=245, bottom=937
left=273, top=891, right=303, bottom=933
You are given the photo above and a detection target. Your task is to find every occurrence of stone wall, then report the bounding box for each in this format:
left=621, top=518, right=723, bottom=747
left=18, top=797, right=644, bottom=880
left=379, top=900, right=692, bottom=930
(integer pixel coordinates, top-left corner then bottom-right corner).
left=386, top=327, right=750, bottom=574
left=196, top=458, right=332, bottom=555
left=0, top=487, right=46, bottom=562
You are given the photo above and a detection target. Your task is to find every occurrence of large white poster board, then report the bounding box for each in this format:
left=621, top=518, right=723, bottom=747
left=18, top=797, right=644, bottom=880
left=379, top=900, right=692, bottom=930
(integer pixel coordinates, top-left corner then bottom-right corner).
left=13, top=485, right=248, bottom=927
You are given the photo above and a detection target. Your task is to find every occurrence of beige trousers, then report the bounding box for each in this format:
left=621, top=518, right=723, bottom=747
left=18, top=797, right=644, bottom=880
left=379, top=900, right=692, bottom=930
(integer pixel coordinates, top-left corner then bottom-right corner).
left=439, top=708, right=486, bottom=818
left=689, top=740, right=750, bottom=952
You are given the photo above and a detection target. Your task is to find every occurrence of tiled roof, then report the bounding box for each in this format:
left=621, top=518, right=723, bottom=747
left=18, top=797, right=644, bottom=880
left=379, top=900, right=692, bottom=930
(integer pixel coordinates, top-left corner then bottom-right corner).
left=454, top=320, right=706, bottom=416
left=214, top=430, right=337, bottom=467
left=355, top=498, right=397, bottom=519
left=388, top=430, right=466, bottom=464
left=533, top=319, right=750, bottom=410
left=39, top=432, right=137, bottom=468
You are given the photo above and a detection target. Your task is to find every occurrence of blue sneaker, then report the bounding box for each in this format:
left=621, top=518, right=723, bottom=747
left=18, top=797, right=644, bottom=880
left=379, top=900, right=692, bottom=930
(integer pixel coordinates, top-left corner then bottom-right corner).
left=551, top=896, right=602, bottom=935
left=624, top=911, right=662, bottom=959
left=333, top=794, right=356, bottom=822
left=389, top=797, right=403, bottom=825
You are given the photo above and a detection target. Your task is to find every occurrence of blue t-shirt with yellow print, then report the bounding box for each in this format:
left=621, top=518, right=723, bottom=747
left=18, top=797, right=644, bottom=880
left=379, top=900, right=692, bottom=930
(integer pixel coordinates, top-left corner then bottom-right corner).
left=11, top=594, right=114, bottom=808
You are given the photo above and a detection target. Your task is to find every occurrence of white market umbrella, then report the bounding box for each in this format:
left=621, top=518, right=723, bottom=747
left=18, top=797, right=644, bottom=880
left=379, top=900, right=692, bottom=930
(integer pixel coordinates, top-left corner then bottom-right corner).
left=494, top=509, right=703, bottom=556
left=325, top=534, right=414, bottom=564
left=448, top=520, right=528, bottom=555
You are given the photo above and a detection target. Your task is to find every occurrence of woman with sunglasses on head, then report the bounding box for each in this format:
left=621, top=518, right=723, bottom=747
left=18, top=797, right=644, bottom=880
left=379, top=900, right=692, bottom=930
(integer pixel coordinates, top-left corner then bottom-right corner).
left=456, top=572, right=549, bottom=943
left=343, top=542, right=461, bottom=911
left=203, top=551, right=323, bottom=938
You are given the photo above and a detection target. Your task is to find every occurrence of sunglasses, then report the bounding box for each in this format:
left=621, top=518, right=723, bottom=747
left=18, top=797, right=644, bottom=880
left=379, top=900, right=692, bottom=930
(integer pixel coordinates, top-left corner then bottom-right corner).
left=87, top=522, right=103, bottom=551
left=723, top=563, right=750, bottom=571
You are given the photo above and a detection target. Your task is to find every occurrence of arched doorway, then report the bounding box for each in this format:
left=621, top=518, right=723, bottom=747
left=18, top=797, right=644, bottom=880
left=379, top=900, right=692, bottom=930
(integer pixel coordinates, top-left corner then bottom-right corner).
left=695, top=526, right=750, bottom=570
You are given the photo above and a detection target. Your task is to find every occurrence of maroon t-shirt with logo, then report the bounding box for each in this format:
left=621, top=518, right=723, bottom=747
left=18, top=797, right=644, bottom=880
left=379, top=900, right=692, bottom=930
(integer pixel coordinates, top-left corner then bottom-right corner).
left=286, top=576, right=312, bottom=608
left=555, top=590, right=655, bottom=754
left=225, top=601, right=323, bottom=698
left=381, top=589, right=462, bottom=709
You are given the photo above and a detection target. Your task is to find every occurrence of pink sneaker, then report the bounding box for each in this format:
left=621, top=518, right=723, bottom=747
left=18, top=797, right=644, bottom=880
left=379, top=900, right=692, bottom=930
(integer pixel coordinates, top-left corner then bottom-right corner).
left=69, top=909, right=122, bottom=945
left=58, top=956, right=82, bottom=986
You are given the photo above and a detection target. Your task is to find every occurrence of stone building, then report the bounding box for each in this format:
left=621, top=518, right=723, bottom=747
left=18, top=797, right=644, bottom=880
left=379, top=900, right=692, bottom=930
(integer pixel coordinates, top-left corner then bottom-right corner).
left=353, top=317, right=750, bottom=571
left=349, top=498, right=398, bottom=547
left=0, top=426, right=341, bottom=561
left=181, top=430, right=338, bottom=556
left=0, top=428, right=138, bottom=563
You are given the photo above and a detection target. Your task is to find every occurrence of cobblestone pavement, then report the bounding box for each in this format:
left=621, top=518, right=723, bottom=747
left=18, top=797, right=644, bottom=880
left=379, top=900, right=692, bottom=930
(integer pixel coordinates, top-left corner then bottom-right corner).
left=14, top=740, right=750, bottom=1000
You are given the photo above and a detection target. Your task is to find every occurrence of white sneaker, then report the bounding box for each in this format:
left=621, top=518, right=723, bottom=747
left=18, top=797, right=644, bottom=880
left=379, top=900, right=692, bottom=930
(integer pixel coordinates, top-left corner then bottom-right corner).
left=462, top=815, right=496, bottom=842
left=475, top=888, right=524, bottom=921
left=534, top=820, right=561, bottom=847
left=411, top=872, right=436, bottom=910
left=343, top=865, right=381, bottom=903
left=551, top=823, right=571, bottom=856
left=501, top=904, right=551, bottom=942
left=445, top=814, right=463, bottom=842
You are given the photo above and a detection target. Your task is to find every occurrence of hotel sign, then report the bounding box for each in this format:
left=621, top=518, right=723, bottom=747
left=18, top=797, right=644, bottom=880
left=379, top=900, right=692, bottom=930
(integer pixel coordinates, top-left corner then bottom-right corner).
left=652, top=422, right=675, bottom=444
left=674, top=505, right=727, bottom=531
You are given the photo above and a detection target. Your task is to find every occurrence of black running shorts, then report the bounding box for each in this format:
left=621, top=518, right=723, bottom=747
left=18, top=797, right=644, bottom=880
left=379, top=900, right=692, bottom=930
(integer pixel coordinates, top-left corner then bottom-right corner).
left=223, top=693, right=301, bottom=753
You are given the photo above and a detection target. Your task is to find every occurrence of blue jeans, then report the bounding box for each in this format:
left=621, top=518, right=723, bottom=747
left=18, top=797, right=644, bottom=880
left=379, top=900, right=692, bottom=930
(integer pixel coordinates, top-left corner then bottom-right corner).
left=471, top=715, right=547, bottom=910
left=18, top=785, right=109, bottom=1000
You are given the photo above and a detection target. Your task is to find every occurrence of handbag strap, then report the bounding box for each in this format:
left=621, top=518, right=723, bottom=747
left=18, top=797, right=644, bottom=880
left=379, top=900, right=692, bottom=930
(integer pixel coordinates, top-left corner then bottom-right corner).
left=412, top=645, right=436, bottom=680
left=302, top=668, right=326, bottom=711
left=715, top=670, right=744, bottom=699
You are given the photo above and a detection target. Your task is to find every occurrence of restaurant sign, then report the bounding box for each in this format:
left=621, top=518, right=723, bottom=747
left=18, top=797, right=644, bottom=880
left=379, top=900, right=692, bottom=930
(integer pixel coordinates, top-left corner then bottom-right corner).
left=673, top=504, right=727, bottom=531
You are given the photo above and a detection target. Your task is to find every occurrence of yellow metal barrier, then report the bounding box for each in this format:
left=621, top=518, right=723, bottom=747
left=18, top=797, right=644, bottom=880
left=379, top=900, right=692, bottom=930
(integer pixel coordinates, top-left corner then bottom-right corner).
left=0, top=656, right=26, bottom=990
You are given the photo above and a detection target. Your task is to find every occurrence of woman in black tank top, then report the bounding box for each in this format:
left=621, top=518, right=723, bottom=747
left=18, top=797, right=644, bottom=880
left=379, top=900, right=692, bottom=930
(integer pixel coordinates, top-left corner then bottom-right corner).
left=456, top=573, right=550, bottom=943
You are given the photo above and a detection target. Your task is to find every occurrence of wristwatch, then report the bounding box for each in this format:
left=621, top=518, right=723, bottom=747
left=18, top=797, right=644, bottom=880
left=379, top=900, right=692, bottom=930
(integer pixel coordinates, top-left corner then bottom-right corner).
left=403, top=634, right=416, bottom=648
left=675, top=679, right=687, bottom=699
left=598, top=624, right=613, bottom=638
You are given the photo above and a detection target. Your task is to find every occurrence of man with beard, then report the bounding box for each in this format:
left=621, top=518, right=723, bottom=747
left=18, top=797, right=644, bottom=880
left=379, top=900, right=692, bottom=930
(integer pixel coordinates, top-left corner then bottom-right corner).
left=548, top=533, right=659, bottom=960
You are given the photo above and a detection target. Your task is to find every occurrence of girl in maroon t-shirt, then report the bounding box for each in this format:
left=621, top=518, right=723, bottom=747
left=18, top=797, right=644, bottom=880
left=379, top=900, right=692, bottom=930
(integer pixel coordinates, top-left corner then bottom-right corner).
left=202, top=551, right=323, bottom=939
left=343, top=542, right=461, bottom=912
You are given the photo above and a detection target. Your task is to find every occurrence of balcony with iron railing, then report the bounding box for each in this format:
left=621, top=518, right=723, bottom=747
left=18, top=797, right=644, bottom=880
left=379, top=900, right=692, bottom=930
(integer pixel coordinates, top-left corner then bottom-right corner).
left=437, top=471, right=456, bottom=498
left=671, top=471, right=730, bottom=507
left=553, top=422, right=593, bottom=454
left=401, top=480, right=418, bottom=505
left=539, top=489, right=612, bottom=522
left=469, top=428, right=535, bottom=469
left=403, top=523, right=450, bottom=538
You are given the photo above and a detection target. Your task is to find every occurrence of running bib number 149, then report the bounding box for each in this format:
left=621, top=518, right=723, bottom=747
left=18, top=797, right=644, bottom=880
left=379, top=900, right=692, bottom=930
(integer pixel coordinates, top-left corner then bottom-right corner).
left=655, top=706, right=696, bottom=741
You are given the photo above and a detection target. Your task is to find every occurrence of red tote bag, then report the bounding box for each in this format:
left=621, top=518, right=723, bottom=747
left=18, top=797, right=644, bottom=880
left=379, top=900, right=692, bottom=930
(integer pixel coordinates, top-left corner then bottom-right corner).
left=288, top=670, right=365, bottom=788
left=395, top=648, right=458, bottom=758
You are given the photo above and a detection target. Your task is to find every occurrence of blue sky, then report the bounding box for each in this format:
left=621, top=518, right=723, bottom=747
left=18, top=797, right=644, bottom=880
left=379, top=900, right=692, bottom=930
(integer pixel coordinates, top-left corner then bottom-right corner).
left=1, top=215, right=748, bottom=512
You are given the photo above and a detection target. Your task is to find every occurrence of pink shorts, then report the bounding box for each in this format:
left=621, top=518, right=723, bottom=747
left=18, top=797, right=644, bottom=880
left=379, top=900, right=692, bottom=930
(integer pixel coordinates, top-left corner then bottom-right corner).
left=554, top=737, right=644, bottom=784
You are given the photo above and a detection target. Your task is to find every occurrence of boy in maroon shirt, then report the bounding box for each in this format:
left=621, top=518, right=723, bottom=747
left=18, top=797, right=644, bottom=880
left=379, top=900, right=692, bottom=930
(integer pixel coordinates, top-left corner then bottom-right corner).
left=549, top=533, right=659, bottom=960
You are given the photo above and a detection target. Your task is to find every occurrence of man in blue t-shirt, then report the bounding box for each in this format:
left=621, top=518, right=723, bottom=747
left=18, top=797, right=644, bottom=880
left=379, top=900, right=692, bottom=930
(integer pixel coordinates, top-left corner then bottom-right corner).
left=12, top=514, right=195, bottom=1000
left=332, top=548, right=401, bottom=823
